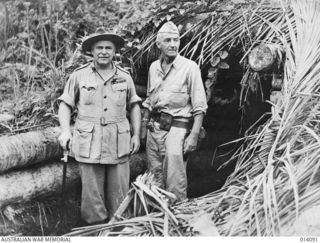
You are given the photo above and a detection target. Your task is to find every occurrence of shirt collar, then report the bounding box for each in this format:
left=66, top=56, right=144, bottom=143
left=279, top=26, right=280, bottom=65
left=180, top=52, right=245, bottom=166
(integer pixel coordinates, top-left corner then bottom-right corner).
left=157, top=54, right=181, bottom=73
left=172, top=54, right=182, bottom=69
left=89, top=62, right=95, bottom=73
left=90, top=61, right=117, bottom=75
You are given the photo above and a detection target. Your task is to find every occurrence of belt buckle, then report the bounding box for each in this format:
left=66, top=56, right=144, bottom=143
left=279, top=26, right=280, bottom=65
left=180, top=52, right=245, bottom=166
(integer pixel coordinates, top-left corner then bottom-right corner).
left=100, top=117, right=106, bottom=126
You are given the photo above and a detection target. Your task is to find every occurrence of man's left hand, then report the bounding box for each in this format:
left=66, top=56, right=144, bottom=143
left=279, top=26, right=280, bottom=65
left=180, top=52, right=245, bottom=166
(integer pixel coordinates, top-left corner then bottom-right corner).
left=183, top=133, right=198, bottom=154
left=130, top=134, right=140, bottom=154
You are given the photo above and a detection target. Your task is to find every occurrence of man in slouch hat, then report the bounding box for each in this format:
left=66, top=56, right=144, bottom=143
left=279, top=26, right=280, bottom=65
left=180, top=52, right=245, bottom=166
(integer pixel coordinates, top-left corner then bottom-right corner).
left=141, top=21, right=207, bottom=201
left=58, top=27, right=141, bottom=225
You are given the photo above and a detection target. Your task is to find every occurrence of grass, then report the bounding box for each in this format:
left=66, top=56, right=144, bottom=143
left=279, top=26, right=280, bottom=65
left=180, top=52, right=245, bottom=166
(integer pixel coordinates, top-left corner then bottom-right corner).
left=0, top=1, right=75, bottom=134
left=0, top=191, right=81, bottom=236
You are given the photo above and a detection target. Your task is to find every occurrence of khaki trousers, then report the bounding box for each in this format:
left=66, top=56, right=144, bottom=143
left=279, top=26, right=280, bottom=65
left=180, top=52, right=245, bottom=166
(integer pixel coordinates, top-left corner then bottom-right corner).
left=78, top=161, right=129, bottom=224
left=146, top=122, right=188, bottom=201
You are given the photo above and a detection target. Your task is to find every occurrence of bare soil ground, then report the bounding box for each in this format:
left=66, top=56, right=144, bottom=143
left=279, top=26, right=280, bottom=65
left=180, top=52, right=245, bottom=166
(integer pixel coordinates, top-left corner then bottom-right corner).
left=0, top=190, right=81, bottom=236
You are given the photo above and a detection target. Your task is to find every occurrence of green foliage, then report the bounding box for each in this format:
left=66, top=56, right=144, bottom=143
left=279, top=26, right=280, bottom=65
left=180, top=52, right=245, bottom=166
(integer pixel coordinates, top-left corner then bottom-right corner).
left=0, top=0, right=133, bottom=130
left=2, top=0, right=126, bottom=65
left=0, top=0, right=283, bottom=131
left=0, top=0, right=219, bottom=130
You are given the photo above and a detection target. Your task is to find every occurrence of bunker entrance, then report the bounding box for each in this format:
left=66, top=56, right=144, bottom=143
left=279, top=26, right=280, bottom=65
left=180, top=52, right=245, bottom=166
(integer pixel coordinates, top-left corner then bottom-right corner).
left=186, top=47, right=272, bottom=198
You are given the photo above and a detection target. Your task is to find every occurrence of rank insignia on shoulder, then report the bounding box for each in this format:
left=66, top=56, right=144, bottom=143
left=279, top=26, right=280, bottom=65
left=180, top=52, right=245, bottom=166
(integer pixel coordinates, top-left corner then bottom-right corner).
left=116, top=65, right=130, bottom=75
left=74, top=62, right=91, bottom=71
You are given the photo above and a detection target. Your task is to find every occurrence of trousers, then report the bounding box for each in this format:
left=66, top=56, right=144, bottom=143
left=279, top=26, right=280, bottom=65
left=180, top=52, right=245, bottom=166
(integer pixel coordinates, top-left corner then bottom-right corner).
left=146, top=122, right=188, bottom=201
left=78, top=161, right=129, bottom=224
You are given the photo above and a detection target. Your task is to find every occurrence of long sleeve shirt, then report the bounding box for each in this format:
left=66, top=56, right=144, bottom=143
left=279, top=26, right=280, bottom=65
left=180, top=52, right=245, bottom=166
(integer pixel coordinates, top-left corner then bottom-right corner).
left=142, top=54, right=207, bottom=118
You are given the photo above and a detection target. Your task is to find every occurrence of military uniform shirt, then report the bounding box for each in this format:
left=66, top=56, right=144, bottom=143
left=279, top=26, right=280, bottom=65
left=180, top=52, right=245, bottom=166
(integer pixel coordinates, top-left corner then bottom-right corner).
left=142, top=54, right=207, bottom=118
left=58, top=62, right=141, bottom=164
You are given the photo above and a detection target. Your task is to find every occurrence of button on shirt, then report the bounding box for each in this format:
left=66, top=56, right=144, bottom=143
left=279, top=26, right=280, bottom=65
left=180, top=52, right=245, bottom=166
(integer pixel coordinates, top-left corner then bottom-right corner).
left=58, top=62, right=141, bottom=164
left=142, top=54, right=207, bottom=118
left=59, top=62, right=141, bottom=122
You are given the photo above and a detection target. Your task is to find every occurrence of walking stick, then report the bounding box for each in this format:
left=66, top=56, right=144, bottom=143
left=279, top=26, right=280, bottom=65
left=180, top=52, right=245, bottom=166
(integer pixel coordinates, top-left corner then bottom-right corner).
left=60, top=142, right=69, bottom=228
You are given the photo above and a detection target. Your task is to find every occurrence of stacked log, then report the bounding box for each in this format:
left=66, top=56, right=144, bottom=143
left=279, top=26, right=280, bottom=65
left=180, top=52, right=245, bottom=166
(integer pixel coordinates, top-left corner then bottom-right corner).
left=248, top=44, right=284, bottom=115
left=0, top=127, right=62, bottom=174
left=0, top=128, right=147, bottom=209
left=0, top=161, right=80, bottom=207
left=270, top=75, right=283, bottom=116
left=248, top=45, right=284, bottom=152
left=248, top=44, right=275, bottom=72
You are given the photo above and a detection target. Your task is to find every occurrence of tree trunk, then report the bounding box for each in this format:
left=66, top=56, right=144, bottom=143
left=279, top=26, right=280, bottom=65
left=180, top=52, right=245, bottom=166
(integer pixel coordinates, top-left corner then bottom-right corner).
left=0, top=127, right=62, bottom=174
left=0, top=152, right=147, bottom=209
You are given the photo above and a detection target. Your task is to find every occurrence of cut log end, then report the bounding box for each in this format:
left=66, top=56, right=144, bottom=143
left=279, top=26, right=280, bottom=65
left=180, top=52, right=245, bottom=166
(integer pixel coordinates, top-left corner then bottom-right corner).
left=248, top=44, right=275, bottom=72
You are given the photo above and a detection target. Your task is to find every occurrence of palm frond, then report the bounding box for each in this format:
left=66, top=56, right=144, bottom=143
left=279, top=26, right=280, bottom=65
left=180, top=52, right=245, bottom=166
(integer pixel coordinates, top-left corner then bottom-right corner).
left=66, top=0, right=320, bottom=237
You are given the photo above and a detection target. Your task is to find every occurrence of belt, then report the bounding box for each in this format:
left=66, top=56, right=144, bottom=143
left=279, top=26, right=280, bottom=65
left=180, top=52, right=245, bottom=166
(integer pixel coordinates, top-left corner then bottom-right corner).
left=150, top=112, right=192, bottom=130
left=77, top=115, right=126, bottom=126
left=171, top=120, right=192, bottom=129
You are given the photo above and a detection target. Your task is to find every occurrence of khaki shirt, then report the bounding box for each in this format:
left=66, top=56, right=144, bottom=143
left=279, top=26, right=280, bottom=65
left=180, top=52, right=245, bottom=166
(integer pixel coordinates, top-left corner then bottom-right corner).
left=58, top=62, right=141, bottom=164
left=142, top=54, right=207, bottom=118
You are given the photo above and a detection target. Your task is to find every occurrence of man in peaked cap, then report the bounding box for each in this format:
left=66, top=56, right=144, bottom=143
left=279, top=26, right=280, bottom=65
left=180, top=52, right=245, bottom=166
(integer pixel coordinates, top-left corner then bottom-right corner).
left=58, top=27, right=141, bottom=225
left=141, top=21, right=208, bottom=202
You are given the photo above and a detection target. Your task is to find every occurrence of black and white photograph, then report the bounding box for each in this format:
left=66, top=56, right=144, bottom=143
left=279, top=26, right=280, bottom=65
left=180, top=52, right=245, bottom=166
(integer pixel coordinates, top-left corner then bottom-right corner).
left=0, top=0, right=319, bottom=240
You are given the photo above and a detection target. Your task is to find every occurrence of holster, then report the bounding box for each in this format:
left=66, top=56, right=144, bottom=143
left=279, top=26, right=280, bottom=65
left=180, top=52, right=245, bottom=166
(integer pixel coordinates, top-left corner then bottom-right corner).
left=150, top=111, right=192, bottom=132
left=158, top=112, right=173, bottom=131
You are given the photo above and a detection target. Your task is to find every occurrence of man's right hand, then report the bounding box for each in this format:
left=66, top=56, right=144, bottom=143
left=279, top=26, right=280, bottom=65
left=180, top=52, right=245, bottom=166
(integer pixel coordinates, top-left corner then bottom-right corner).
left=140, top=120, right=148, bottom=148
left=58, top=130, right=72, bottom=151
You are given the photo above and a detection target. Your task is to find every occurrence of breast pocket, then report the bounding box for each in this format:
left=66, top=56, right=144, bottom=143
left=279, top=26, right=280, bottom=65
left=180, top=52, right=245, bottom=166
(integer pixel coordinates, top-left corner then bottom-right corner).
left=111, top=81, right=127, bottom=106
left=167, top=86, right=189, bottom=109
left=80, top=83, right=98, bottom=105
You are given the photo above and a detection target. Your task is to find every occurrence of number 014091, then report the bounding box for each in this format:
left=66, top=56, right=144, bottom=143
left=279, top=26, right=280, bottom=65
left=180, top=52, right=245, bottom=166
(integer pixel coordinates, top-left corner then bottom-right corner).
left=300, top=237, right=318, bottom=242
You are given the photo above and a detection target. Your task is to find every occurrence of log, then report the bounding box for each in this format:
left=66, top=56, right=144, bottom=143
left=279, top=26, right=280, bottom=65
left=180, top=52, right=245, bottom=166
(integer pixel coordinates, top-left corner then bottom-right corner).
left=0, top=152, right=147, bottom=208
left=0, top=161, right=80, bottom=209
left=0, top=126, right=148, bottom=174
left=270, top=91, right=283, bottom=106
left=0, top=127, right=62, bottom=174
left=271, top=75, right=283, bottom=90
left=248, top=44, right=275, bottom=72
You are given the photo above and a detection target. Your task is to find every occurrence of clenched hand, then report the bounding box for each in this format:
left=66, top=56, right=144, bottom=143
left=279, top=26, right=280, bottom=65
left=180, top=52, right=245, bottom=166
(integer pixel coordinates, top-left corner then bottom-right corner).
left=58, top=130, right=72, bottom=151
left=130, top=134, right=140, bottom=154
left=183, top=132, right=198, bottom=154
